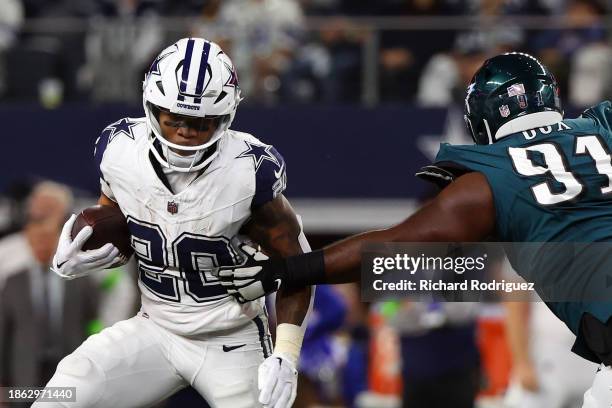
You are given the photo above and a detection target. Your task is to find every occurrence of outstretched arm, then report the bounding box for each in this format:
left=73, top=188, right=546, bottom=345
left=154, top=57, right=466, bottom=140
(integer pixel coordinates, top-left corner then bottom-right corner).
left=221, top=172, right=496, bottom=298
left=319, top=171, right=496, bottom=283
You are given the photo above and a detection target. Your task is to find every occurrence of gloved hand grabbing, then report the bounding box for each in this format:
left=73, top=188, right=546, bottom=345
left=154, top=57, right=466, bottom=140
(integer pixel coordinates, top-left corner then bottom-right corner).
left=218, top=244, right=287, bottom=303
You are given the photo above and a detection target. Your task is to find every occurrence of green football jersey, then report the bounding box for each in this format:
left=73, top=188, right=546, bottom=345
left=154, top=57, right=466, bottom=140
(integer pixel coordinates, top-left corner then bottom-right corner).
left=433, top=101, right=612, bottom=362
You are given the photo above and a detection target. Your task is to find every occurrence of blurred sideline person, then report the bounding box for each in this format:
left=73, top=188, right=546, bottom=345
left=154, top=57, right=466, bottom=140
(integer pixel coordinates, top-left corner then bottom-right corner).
left=505, top=298, right=597, bottom=407
left=505, top=302, right=597, bottom=408
left=217, top=0, right=305, bottom=102
left=221, top=52, right=612, bottom=407
left=390, top=302, right=480, bottom=408
left=0, top=182, right=99, bottom=389
left=39, top=37, right=313, bottom=408
left=92, top=258, right=138, bottom=329
left=295, top=285, right=347, bottom=407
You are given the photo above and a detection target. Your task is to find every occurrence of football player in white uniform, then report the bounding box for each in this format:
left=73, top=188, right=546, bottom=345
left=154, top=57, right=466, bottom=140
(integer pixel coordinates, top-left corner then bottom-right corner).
left=38, top=38, right=313, bottom=408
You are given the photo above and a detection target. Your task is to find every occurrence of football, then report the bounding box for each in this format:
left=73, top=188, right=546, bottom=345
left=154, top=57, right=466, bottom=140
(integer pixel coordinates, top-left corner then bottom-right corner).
left=71, top=204, right=134, bottom=260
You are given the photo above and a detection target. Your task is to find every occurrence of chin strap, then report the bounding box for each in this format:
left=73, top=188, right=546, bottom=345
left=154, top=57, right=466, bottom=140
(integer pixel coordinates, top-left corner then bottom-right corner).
left=166, top=145, right=206, bottom=170
left=149, top=137, right=220, bottom=173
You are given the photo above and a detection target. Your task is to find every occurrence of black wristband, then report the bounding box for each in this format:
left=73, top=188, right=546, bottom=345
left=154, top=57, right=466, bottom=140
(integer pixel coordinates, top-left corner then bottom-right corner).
left=284, top=249, right=326, bottom=288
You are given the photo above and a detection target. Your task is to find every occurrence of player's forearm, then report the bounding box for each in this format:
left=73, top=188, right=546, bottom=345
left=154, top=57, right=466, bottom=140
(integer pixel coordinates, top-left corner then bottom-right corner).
left=280, top=204, right=459, bottom=287
left=282, top=173, right=496, bottom=288
left=278, top=226, right=411, bottom=288
left=275, top=286, right=312, bottom=325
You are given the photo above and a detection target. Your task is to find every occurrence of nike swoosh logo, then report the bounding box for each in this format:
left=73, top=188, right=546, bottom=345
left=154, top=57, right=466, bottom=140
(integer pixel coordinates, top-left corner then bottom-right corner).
left=274, top=162, right=285, bottom=179
left=56, top=260, right=68, bottom=269
left=223, top=344, right=246, bottom=352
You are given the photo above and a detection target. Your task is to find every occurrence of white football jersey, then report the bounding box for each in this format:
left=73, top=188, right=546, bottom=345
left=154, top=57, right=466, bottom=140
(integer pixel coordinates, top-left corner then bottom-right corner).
left=94, top=117, right=287, bottom=336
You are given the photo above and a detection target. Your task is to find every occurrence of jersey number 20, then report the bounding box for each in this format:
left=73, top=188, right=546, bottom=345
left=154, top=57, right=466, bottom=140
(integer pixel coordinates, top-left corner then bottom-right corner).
left=127, top=217, right=237, bottom=303
left=509, top=135, right=612, bottom=205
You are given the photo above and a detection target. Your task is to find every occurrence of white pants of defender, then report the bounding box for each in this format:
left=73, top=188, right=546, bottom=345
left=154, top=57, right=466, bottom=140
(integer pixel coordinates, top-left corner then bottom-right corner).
left=33, top=312, right=272, bottom=408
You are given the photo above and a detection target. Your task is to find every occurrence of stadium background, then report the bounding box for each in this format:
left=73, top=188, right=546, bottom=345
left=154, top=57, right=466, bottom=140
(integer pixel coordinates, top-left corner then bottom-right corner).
left=0, top=0, right=609, bottom=407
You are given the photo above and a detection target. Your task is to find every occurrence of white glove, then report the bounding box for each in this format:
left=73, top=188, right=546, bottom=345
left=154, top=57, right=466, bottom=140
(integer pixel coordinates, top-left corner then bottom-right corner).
left=51, top=214, right=122, bottom=280
left=258, top=352, right=298, bottom=408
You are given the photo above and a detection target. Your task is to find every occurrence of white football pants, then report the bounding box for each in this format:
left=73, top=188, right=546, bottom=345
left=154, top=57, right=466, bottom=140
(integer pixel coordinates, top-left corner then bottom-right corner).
left=583, top=365, right=612, bottom=408
left=33, top=312, right=272, bottom=408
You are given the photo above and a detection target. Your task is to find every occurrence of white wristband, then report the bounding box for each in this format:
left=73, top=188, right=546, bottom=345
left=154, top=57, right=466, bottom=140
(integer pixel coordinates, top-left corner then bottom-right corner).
left=274, top=323, right=305, bottom=366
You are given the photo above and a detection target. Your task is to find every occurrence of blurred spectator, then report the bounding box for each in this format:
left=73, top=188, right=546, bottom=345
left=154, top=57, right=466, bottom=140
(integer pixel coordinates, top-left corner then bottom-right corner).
left=337, top=283, right=370, bottom=408
left=93, top=260, right=138, bottom=329
left=300, top=0, right=343, bottom=15
left=0, top=0, right=23, bottom=97
left=531, top=0, right=608, bottom=97
left=82, top=0, right=164, bottom=101
left=4, top=0, right=98, bottom=103
left=281, top=18, right=364, bottom=102
left=377, top=1, right=462, bottom=102
left=504, top=301, right=598, bottom=408
left=390, top=301, right=481, bottom=408
left=0, top=182, right=99, bottom=389
left=0, top=0, right=24, bottom=52
left=472, top=0, right=549, bottom=16
left=333, top=0, right=468, bottom=16
left=417, top=31, right=490, bottom=107
left=0, top=179, right=36, bottom=239
left=418, top=27, right=525, bottom=107
left=217, top=0, right=305, bottom=103
left=296, top=285, right=348, bottom=407
left=378, top=42, right=418, bottom=102
left=4, top=0, right=610, bottom=106
left=189, top=0, right=232, bottom=52
left=0, top=181, right=59, bottom=288
left=568, top=41, right=611, bottom=108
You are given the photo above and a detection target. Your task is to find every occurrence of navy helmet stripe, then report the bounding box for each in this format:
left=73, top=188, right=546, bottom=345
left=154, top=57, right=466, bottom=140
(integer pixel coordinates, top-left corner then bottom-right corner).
left=179, top=39, right=195, bottom=94
left=195, top=41, right=211, bottom=97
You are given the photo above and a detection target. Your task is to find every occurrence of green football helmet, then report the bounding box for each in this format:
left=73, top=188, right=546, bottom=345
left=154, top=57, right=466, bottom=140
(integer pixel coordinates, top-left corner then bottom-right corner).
left=464, top=52, right=563, bottom=145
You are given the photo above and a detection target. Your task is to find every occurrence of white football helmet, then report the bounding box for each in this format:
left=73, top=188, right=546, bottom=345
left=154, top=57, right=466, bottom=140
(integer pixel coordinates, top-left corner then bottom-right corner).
left=143, top=38, right=242, bottom=172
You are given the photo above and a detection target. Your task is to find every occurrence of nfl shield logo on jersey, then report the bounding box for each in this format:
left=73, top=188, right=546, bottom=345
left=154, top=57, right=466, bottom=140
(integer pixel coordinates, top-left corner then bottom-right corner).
left=167, top=201, right=178, bottom=214
left=499, top=104, right=510, bottom=118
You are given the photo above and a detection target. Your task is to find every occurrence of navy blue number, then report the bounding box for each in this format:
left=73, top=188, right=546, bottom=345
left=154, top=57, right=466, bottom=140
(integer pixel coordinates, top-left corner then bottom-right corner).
left=128, top=217, right=236, bottom=303
left=127, top=218, right=180, bottom=301
left=174, top=234, right=236, bottom=302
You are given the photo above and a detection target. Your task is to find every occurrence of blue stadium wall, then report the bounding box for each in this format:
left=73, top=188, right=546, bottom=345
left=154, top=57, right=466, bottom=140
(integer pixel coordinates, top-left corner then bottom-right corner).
left=2, top=104, right=454, bottom=200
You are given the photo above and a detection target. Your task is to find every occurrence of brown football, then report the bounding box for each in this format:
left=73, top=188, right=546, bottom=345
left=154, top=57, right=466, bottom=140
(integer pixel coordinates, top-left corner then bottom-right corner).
left=71, top=205, right=134, bottom=259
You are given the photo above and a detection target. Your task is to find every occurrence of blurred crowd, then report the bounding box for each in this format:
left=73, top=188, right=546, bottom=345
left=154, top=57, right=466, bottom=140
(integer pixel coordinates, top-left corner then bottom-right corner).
left=0, top=0, right=610, bottom=108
